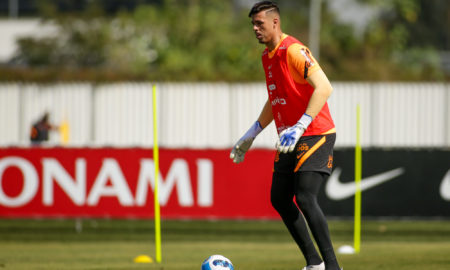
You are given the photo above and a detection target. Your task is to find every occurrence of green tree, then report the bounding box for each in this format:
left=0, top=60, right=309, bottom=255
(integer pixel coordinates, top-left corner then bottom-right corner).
left=3, top=0, right=448, bottom=82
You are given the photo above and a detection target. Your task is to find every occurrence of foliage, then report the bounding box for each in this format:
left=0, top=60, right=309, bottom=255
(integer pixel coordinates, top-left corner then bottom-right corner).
left=2, top=0, right=448, bottom=82
left=344, top=0, right=448, bottom=81
left=320, top=0, right=448, bottom=81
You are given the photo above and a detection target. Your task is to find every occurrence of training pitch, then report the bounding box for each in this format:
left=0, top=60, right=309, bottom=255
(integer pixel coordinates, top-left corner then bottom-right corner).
left=0, top=219, right=449, bottom=269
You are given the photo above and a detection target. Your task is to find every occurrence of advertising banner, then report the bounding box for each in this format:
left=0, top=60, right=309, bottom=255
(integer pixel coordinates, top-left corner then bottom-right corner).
left=0, top=147, right=449, bottom=218
left=0, top=147, right=277, bottom=219
left=324, top=148, right=450, bottom=217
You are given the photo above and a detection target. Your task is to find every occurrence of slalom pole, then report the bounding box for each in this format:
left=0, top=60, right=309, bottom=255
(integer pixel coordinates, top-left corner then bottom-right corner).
left=152, top=84, right=162, bottom=263
left=354, top=104, right=362, bottom=253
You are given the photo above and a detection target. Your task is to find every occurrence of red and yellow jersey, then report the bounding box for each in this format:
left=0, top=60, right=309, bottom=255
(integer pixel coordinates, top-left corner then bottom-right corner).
left=262, top=34, right=335, bottom=136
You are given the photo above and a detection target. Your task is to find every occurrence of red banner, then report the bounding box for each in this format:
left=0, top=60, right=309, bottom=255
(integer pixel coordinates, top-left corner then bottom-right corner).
left=0, top=147, right=278, bottom=219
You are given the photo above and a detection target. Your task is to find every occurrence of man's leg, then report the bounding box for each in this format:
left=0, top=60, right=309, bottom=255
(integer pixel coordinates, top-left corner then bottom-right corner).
left=294, top=171, right=341, bottom=270
left=271, top=171, right=322, bottom=266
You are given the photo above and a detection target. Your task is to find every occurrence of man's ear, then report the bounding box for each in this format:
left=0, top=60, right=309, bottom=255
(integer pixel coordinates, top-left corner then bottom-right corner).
left=273, top=17, right=279, bottom=29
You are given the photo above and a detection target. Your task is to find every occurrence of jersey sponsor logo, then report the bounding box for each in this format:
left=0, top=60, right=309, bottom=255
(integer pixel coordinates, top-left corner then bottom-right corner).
left=327, top=155, right=333, bottom=169
left=277, top=112, right=282, bottom=122
left=300, top=48, right=314, bottom=68
left=297, top=143, right=309, bottom=151
left=268, top=84, right=276, bottom=91
left=271, top=97, right=286, bottom=106
left=300, top=48, right=314, bottom=79
left=296, top=142, right=310, bottom=161
left=325, top=167, right=405, bottom=200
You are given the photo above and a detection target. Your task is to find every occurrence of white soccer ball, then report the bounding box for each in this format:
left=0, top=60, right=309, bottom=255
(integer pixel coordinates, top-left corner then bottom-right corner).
left=201, top=254, right=234, bottom=270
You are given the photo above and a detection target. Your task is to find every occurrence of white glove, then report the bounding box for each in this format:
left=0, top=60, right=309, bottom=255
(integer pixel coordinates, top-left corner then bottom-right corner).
left=276, top=114, right=312, bottom=153
left=230, top=121, right=263, bottom=163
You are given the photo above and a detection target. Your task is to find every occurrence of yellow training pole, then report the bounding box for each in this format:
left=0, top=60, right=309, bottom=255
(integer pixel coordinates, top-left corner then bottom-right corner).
left=152, top=84, right=162, bottom=263
left=354, top=104, right=362, bottom=253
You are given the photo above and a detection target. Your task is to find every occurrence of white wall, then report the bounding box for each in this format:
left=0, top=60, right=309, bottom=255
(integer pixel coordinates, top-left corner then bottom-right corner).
left=0, top=84, right=20, bottom=144
left=328, top=82, right=450, bottom=147
left=94, top=83, right=154, bottom=146
left=0, top=82, right=449, bottom=148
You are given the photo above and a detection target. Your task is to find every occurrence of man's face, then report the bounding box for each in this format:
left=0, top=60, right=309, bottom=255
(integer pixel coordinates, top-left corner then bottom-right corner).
left=251, top=10, right=277, bottom=44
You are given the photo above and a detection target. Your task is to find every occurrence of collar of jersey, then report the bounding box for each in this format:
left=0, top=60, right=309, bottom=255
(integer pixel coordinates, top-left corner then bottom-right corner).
left=268, top=33, right=288, bottom=59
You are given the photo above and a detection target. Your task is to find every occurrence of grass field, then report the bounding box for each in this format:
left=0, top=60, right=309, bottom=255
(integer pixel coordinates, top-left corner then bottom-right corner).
left=0, top=219, right=449, bottom=270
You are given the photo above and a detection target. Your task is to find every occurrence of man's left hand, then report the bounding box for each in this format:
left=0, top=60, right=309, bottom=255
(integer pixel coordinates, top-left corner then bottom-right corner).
left=276, top=125, right=305, bottom=153
left=276, top=113, right=312, bottom=153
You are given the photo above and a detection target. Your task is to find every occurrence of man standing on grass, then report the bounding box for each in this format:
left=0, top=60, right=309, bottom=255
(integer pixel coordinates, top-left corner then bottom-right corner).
left=230, top=1, right=342, bottom=270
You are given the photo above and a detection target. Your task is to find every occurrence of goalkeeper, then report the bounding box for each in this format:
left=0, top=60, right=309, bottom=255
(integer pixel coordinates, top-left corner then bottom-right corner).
left=230, top=1, right=341, bottom=270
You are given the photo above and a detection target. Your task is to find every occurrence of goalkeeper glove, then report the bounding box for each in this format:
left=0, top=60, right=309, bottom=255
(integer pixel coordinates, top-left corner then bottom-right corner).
left=276, top=113, right=312, bottom=153
left=230, top=121, right=263, bottom=163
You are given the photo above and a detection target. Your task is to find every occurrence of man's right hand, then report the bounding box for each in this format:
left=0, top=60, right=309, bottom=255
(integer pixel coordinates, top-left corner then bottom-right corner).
left=230, top=121, right=263, bottom=164
left=230, top=136, right=255, bottom=164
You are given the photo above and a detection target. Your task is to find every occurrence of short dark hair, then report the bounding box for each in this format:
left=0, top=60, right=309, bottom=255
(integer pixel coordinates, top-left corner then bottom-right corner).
left=248, top=1, right=280, bottom=17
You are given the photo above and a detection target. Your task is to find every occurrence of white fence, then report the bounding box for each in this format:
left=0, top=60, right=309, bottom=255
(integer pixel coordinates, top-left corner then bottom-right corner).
left=0, top=82, right=449, bottom=148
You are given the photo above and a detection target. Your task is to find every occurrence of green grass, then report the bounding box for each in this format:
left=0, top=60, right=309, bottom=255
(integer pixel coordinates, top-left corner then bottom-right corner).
left=0, top=219, right=449, bottom=269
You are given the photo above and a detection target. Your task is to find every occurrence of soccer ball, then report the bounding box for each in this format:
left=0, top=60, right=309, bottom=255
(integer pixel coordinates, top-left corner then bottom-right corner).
left=201, top=254, right=234, bottom=270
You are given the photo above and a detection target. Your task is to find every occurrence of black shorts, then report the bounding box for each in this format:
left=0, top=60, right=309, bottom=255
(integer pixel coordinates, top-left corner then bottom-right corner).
left=273, top=133, right=336, bottom=175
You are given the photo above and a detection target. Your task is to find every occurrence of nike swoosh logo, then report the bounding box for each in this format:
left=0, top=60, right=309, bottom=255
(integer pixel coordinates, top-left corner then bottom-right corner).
left=439, top=170, right=450, bottom=201
left=326, top=167, right=405, bottom=200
